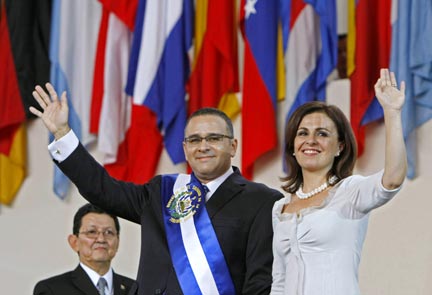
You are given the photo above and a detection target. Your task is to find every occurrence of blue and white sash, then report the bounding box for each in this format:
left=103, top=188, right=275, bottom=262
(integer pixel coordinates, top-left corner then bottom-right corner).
left=161, top=173, right=235, bottom=295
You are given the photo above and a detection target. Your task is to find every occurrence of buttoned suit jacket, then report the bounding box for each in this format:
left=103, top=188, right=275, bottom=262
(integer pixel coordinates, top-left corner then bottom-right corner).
left=33, top=264, right=135, bottom=295
left=57, top=143, right=283, bottom=295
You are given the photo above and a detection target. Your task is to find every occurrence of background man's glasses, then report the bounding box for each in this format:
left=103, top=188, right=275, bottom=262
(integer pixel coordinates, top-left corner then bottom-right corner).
left=78, top=229, right=118, bottom=239
left=184, top=133, right=233, bottom=146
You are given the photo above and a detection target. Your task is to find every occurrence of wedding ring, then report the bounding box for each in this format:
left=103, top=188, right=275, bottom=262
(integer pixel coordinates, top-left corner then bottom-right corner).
left=391, top=84, right=397, bottom=87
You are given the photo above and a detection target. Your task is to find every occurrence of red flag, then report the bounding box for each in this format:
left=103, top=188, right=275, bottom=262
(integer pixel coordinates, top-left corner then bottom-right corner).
left=0, top=2, right=25, bottom=156
left=94, top=0, right=163, bottom=182
left=90, top=0, right=137, bottom=134
left=349, top=0, right=392, bottom=155
left=187, top=0, right=239, bottom=117
left=0, top=2, right=27, bottom=204
left=240, top=0, right=279, bottom=179
left=105, top=105, right=163, bottom=183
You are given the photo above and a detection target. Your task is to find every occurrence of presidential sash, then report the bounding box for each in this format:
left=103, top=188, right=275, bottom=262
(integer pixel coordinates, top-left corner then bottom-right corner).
left=161, top=173, right=235, bottom=295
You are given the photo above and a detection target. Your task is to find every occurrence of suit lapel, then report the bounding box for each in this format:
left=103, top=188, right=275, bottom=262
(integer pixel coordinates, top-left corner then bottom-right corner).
left=71, top=265, right=99, bottom=295
left=206, top=168, right=246, bottom=218
left=113, top=272, right=129, bottom=295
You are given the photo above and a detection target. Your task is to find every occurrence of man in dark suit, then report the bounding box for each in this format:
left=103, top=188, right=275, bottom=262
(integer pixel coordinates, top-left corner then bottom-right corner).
left=30, top=83, right=283, bottom=295
left=33, top=203, right=134, bottom=295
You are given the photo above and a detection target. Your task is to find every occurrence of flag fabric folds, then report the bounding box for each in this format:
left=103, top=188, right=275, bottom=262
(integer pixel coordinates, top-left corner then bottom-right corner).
left=3, top=0, right=51, bottom=118
left=1, top=0, right=50, bottom=205
left=281, top=0, right=338, bottom=119
left=90, top=0, right=136, bottom=164
left=105, top=104, right=163, bottom=183
left=49, top=0, right=101, bottom=199
left=187, top=0, right=240, bottom=119
left=0, top=124, right=26, bottom=205
left=126, top=0, right=193, bottom=165
left=348, top=0, right=392, bottom=156
left=240, top=0, right=279, bottom=179
left=0, top=1, right=26, bottom=156
left=91, top=0, right=164, bottom=184
left=390, top=0, right=432, bottom=179
left=0, top=2, right=26, bottom=205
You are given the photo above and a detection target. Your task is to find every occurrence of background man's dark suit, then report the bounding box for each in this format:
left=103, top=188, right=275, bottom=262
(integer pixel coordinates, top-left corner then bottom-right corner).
left=33, top=265, right=134, bottom=295
left=57, top=143, right=283, bottom=295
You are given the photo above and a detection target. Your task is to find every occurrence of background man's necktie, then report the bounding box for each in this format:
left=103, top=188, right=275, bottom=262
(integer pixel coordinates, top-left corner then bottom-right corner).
left=97, top=277, right=107, bottom=295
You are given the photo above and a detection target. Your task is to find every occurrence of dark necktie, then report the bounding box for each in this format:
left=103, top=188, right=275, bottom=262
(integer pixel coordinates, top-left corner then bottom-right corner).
left=97, top=277, right=107, bottom=295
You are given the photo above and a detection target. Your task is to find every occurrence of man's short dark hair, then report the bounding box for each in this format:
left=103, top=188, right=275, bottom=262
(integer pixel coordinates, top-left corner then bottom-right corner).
left=186, top=108, right=234, bottom=137
left=72, top=203, right=120, bottom=235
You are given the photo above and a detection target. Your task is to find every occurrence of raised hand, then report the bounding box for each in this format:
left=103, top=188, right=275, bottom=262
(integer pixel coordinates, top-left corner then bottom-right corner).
left=374, top=68, right=406, bottom=112
left=29, top=83, right=71, bottom=140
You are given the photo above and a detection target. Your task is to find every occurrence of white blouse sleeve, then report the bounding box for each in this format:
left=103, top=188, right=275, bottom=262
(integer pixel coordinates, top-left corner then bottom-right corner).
left=338, top=170, right=402, bottom=218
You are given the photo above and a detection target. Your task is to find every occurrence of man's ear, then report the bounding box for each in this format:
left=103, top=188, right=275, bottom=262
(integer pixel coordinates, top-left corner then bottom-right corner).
left=230, top=138, right=238, bottom=157
left=68, top=234, right=79, bottom=253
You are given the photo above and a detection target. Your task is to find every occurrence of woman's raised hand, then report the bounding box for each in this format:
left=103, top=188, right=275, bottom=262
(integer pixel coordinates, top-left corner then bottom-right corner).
left=374, top=68, right=406, bottom=112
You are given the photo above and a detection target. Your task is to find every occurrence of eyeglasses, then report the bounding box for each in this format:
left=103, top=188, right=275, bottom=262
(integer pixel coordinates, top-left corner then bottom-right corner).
left=78, top=229, right=118, bottom=240
left=184, top=133, right=233, bottom=146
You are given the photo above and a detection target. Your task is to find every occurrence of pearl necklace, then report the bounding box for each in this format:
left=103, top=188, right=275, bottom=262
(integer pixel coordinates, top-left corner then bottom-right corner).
left=296, top=176, right=338, bottom=200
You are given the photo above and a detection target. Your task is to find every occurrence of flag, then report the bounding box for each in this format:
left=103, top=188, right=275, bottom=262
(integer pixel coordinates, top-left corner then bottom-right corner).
left=104, top=105, right=163, bottom=183
left=348, top=0, right=392, bottom=155
left=126, top=0, right=193, bottom=165
left=49, top=0, right=101, bottom=199
left=240, top=0, right=279, bottom=179
left=0, top=2, right=26, bottom=205
left=390, top=0, right=432, bottom=179
left=282, top=0, right=338, bottom=119
left=0, top=124, right=26, bottom=205
left=187, top=0, right=240, bottom=119
left=90, top=0, right=161, bottom=184
left=3, top=0, right=51, bottom=118
left=90, top=0, right=137, bottom=164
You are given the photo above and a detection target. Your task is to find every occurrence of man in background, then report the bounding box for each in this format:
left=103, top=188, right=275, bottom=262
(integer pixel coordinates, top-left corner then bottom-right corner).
left=34, top=203, right=135, bottom=295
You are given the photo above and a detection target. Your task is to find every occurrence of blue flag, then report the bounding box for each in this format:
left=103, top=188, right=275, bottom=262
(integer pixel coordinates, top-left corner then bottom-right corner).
left=49, top=0, right=101, bottom=198
left=126, top=0, right=193, bottom=164
left=390, top=0, right=432, bottom=179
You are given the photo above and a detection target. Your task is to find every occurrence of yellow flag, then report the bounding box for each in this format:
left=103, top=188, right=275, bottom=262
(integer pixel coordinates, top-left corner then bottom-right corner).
left=347, top=0, right=356, bottom=76
left=218, top=93, right=240, bottom=119
left=192, top=0, right=208, bottom=69
left=0, top=123, right=27, bottom=205
left=277, top=22, right=286, bottom=102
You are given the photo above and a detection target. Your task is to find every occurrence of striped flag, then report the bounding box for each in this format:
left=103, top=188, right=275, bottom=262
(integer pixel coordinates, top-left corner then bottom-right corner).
left=90, top=0, right=137, bottom=164
left=0, top=124, right=26, bottom=205
left=1, top=0, right=50, bottom=205
left=390, top=0, right=432, bottom=179
left=187, top=0, right=240, bottom=119
left=49, top=0, right=101, bottom=198
left=126, top=0, right=193, bottom=165
left=0, top=1, right=26, bottom=205
left=282, top=0, right=338, bottom=118
left=240, top=0, right=280, bottom=179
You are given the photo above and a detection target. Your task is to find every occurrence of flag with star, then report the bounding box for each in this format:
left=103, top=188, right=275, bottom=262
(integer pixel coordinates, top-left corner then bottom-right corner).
left=240, top=0, right=281, bottom=179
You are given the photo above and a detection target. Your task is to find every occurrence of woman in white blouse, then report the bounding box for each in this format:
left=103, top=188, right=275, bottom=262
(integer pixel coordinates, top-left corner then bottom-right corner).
left=271, top=68, right=407, bottom=295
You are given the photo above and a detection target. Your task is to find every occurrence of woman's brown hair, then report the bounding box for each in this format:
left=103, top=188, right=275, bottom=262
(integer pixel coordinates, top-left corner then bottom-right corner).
left=282, top=101, right=357, bottom=194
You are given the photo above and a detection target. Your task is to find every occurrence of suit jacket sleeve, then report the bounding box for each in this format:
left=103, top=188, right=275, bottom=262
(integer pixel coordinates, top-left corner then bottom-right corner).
left=34, top=281, right=54, bottom=295
left=56, top=143, right=160, bottom=224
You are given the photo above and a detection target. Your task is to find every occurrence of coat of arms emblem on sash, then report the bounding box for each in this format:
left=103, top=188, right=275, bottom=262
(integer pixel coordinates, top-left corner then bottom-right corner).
left=166, top=184, right=204, bottom=223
